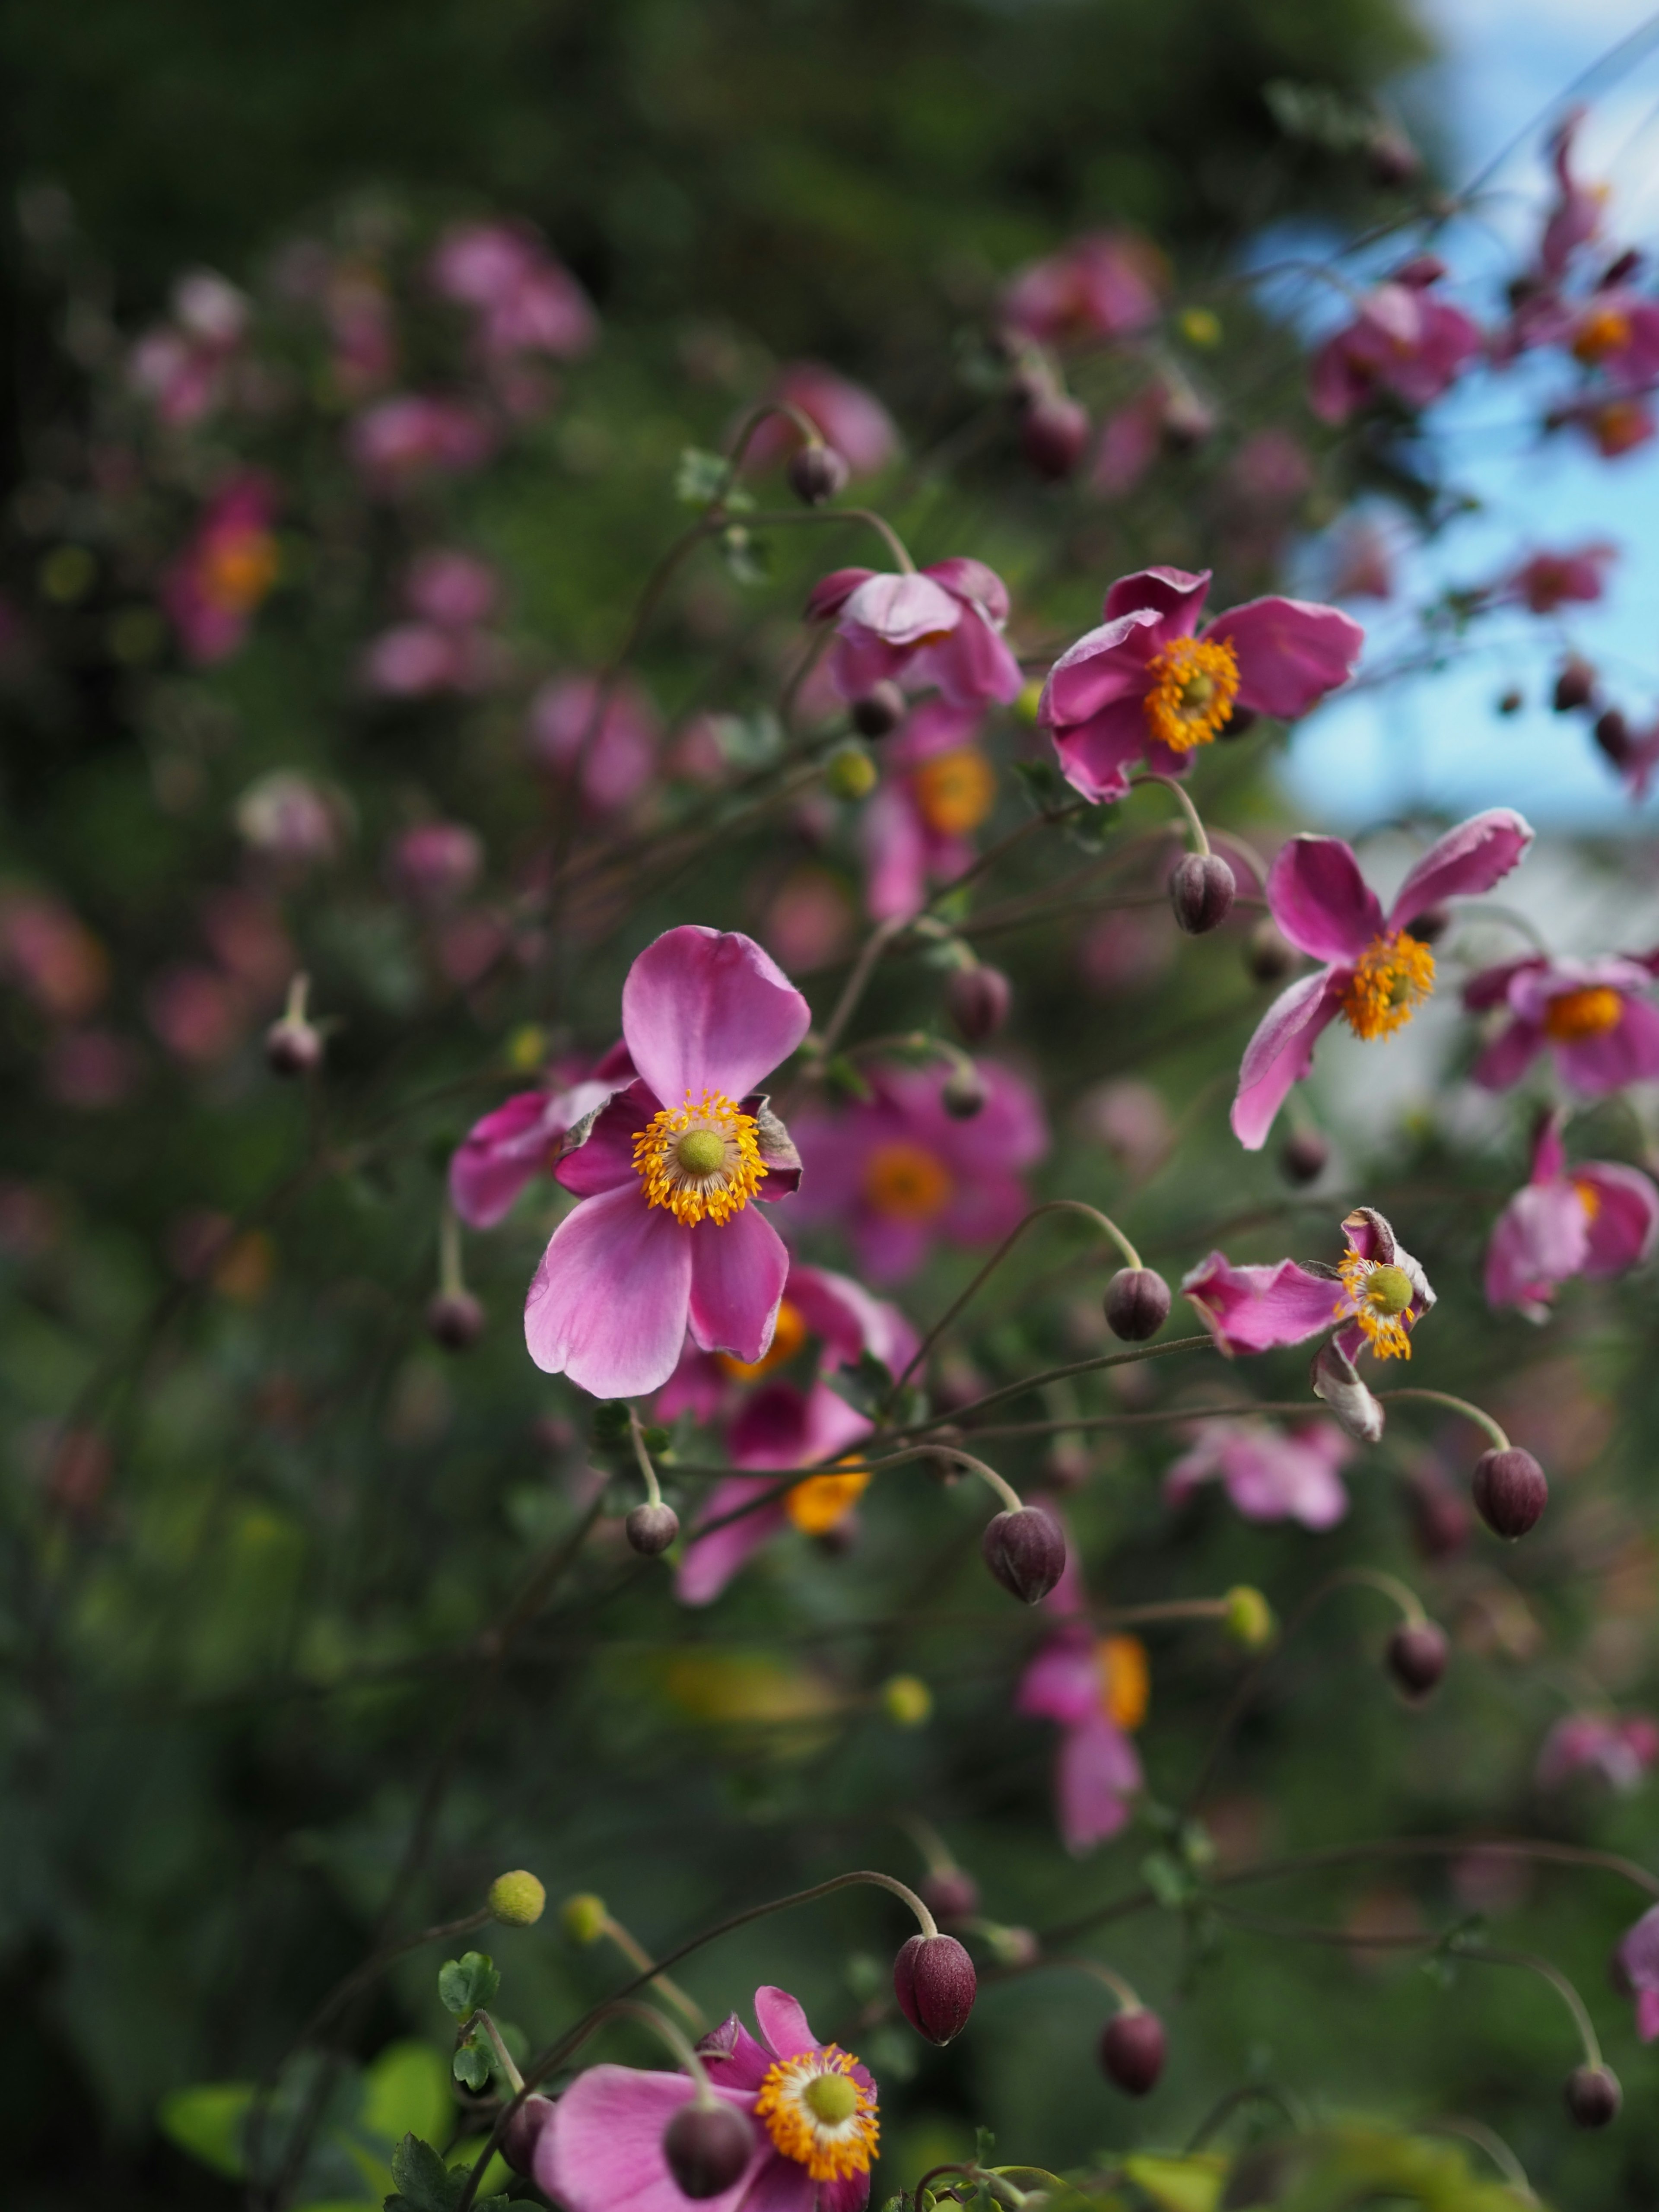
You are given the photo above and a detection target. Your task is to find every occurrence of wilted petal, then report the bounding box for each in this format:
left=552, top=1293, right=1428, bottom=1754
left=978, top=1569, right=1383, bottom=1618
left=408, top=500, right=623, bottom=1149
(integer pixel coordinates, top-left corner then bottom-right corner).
left=1310, top=1340, right=1384, bottom=1443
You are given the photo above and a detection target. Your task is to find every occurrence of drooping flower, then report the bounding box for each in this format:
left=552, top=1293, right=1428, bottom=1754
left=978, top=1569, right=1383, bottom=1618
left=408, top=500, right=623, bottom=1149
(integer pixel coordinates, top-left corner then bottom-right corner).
left=527, top=673, right=661, bottom=813
left=1183, top=1206, right=1435, bottom=1365
left=162, top=475, right=280, bottom=664
left=1230, top=809, right=1534, bottom=1149
left=1308, top=258, right=1483, bottom=424
left=450, top=1045, right=634, bottom=1229
left=1484, top=1111, right=1659, bottom=1320
left=524, top=929, right=810, bottom=1398
left=1000, top=230, right=1166, bottom=346
left=1017, top=1615, right=1147, bottom=1853
left=1505, top=543, right=1617, bottom=614
left=859, top=701, right=996, bottom=920
left=790, top=1062, right=1048, bottom=1285
left=1465, top=953, right=1659, bottom=1094
left=1165, top=1416, right=1353, bottom=1529
left=1039, top=567, right=1363, bottom=805
left=741, top=364, right=899, bottom=479
left=538, top=1985, right=880, bottom=2212
left=806, top=561, right=1023, bottom=710
left=1537, top=1710, right=1659, bottom=1793
left=1614, top=1907, right=1659, bottom=2041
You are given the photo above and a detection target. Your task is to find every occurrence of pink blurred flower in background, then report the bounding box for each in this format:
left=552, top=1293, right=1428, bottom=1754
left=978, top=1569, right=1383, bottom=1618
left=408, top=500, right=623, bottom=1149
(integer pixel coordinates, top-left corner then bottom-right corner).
left=807, top=560, right=1023, bottom=709
left=661, top=1255, right=917, bottom=1427
left=1309, top=258, right=1482, bottom=423
left=1166, top=1416, right=1353, bottom=1529
left=1615, top=1906, right=1659, bottom=2041
left=1000, top=230, right=1165, bottom=345
left=362, top=548, right=507, bottom=697
left=1017, top=1551, right=1147, bottom=1853
left=1537, top=1710, right=1659, bottom=1792
left=1184, top=1205, right=1434, bottom=1364
left=429, top=220, right=597, bottom=364
left=128, top=269, right=250, bottom=425
left=860, top=701, right=996, bottom=919
left=234, top=770, right=345, bottom=868
left=144, top=964, right=249, bottom=1065
left=527, top=672, right=661, bottom=812
left=1505, top=541, right=1616, bottom=613
left=449, top=1043, right=634, bottom=1229
left=741, top=362, right=899, bottom=477
left=387, top=820, right=485, bottom=909
left=347, top=393, right=496, bottom=491
left=1539, top=111, right=1607, bottom=280
left=1484, top=1111, right=1659, bottom=1319
left=0, top=891, right=110, bottom=1021
left=162, top=474, right=280, bottom=664
left=1464, top=952, right=1659, bottom=1093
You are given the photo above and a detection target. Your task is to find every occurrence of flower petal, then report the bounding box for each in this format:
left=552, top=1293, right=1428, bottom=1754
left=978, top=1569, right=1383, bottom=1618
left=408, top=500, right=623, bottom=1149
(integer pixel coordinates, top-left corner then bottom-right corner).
left=862, top=785, right=930, bottom=922
left=537, top=2065, right=764, bottom=2212
left=1484, top=1182, right=1590, bottom=1314
left=753, top=1986, right=820, bottom=2060
left=688, top=1204, right=790, bottom=1363
left=623, top=926, right=811, bottom=1106
left=1017, top=1632, right=1100, bottom=1726
left=842, top=572, right=961, bottom=644
left=1471, top=1018, right=1544, bottom=1091
left=1101, top=565, right=1210, bottom=630
left=1182, top=1252, right=1344, bottom=1354
left=525, top=1185, right=692, bottom=1397
left=1230, top=971, right=1343, bottom=1150
left=1558, top=996, right=1659, bottom=1090
left=1580, top=1164, right=1659, bottom=1275
left=926, top=556, right=1010, bottom=624
left=675, top=1477, right=789, bottom=1606
left=805, top=568, right=875, bottom=622
left=449, top=1090, right=566, bottom=1227
left=1385, top=807, right=1535, bottom=931
left=1051, top=694, right=1154, bottom=804
left=1055, top=1711, right=1142, bottom=1854
left=1267, top=837, right=1383, bottom=964
left=787, top=1261, right=918, bottom=1377
left=818, top=2174, right=873, bottom=2212
left=737, top=2158, right=819, bottom=2212
left=1038, top=609, right=1161, bottom=730
left=1207, top=597, right=1364, bottom=718
left=556, top=1079, right=658, bottom=1198
left=699, top=2016, right=777, bottom=2093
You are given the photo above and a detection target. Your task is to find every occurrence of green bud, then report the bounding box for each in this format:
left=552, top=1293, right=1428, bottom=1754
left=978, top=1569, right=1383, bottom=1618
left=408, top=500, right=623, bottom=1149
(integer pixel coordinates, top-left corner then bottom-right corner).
left=1223, top=1585, right=1275, bottom=1651
left=823, top=741, right=878, bottom=801
left=880, top=1674, right=932, bottom=1727
left=489, top=1869, right=547, bottom=1926
left=561, top=1891, right=608, bottom=1944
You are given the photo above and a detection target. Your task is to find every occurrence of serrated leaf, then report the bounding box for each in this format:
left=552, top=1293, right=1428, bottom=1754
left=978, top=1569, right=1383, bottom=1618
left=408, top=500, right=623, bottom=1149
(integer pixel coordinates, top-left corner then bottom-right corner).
left=451, top=2043, right=492, bottom=2093
left=387, top=2133, right=461, bottom=2212
left=437, top=1953, right=499, bottom=2018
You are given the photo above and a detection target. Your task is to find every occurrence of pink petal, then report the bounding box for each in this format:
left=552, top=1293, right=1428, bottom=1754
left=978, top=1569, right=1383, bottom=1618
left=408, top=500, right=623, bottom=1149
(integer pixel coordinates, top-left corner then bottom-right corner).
left=1471, top=1019, right=1544, bottom=1091
left=842, top=572, right=961, bottom=645
left=1580, top=1164, right=1659, bottom=1275
left=1018, top=1632, right=1101, bottom=1726
left=788, top=1262, right=918, bottom=1377
left=1101, top=565, right=1210, bottom=630
left=1267, top=837, right=1383, bottom=964
left=862, top=786, right=929, bottom=922
left=1039, top=609, right=1161, bottom=729
left=524, top=1185, right=692, bottom=1398
left=738, top=2159, right=819, bottom=2212
left=655, top=1345, right=729, bottom=1425
left=1207, top=597, right=1364, bottom=719
left=623, top=927, right=811, bottom=1106
left=448, top=1090, right=565, bottom=1227
left=796, top=1378, right=874, bottom=1464
left=1182, top=1252, right=1344, bottom=1354
left=925, top=556, right=1011, bottom=624
left=730, top=1384, right=813, bottom=1468
left=687, top=1204, right=789, bottom=1363
left=1638, top=1989, right=1659, bottom=2043
left=1530, top=1111, right=1567, bottom=1184
left=1558, top=997, right=1659, bottom=1090
left=675, top=1478, right=788, bottom=1606
left=537, top=2066, right=764, bottom=2212
left=1462, top=955, right=1545, bottom=1012
left=1230, top=971, right=1344, bottom=1150
left=852, top=1211, right=934, bottom=1285
left=805, top=568, right=875, bottom=622
left=818, top=2175, right=873, bottom=2212
left=1056, top=1711, right=1142, bottom=1854
left=1484, top=1182, right=1589, bottom=1314
left=700, top=2017, right=777, bottom=2093
left=1052, top=694, right=1154, bottom=804
left=753, top=1986, right=820, bottom=2060
left=1385, top=808, right=1535, bottom=932
left=556, top=1079, right=657, bottom=1198
left=919, top=606, right=1023, bottom=706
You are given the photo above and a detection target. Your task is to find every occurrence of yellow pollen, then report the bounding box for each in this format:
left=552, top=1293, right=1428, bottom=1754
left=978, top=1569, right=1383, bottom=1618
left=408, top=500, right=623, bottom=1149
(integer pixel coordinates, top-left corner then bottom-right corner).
left=1574, top=1176, right=1602, bottom=1223
left=200, top=529, right=279, bottom=614
left=1543, top=985, right=1623, bottom=1044
left=1339, top=931, right=1436, bottom=1042
left=1142, top=634, right=1241, bottom=754
left=1098, top=1634, right=1149, bottom=1730
left=786, top=1457, right=871, bottom=1535
left=717, top=1298, right=809, bottom=1381
left=755, top=2048, right=879, bottom=2181
left=911, top=747, right=997, bottom=837
left=862, top=1140, right=953, bottom=1223
left=1573, top=305, right=1632, bottom=364
left=632, top=1090, right=765, bottom=1227
left=1336, top=1245, right=1414, bottom=1361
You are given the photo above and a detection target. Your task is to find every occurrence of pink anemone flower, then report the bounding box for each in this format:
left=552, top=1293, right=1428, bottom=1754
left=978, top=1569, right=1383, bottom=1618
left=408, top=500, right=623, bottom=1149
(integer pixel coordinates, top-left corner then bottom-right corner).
left=1183, top=1205, right=1435, bottom=1367
left=528, top=673, right=661, bottom=813
left=1506, top=542, right=1616, bottom=613
left=1230, top=807, right=1534, bottom=1149
left=450, top=1044, right=634, bottom=1229
left=538, top=1985, right=880, bottom=2212
left=1308, top=257, right=1483, bottom=424
left=741, top=363, right=900, bottom=479
left=1038, top=566, right=1363, bottom=805
left=807, top=560, right=1023, bottom=710
left=162, top=475, right=280, bottom=665
left=1484, top=1111, right=1659, bottom=1320
left=1536, top=1710, right=1659, bottom=1793
left=1017, top=1576, right=1147, bottom=1853
left=1614, top=1907, right=1659, bottom=2042
left=1463, top=953, right=1659, bottom=1094
left=429, top=220, right=597, bottom=362
left=859, top=702, right=996, bottom=920
left=659, top=1258, right=918, bottom=1427
left=346, top=394, right=496, bottom=491
left=523, top=929, right=810, bottom=1398
left=1165, top=1416, right=1353, bottom=1529
left=790, top=1062, right=1048, bottom=1285
left=1566, top=289, right=1659, bottom=389
left=1000, top=230, right=1166, bottom=346
left=1541, top=111, right=1607, bottom=280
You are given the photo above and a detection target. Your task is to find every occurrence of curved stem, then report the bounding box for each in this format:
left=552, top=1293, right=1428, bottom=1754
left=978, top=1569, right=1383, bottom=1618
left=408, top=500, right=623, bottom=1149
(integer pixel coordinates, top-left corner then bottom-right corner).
left=746, top=505, right=917, bottom=572
left=807, top=914, right=914, bottom=1071
left=1134, top=772, right=1210, bottom=855
left=596, top=1908, right=706, bottom=2031
left=468, top=2009, right=526, bottom=2096
left=1044, top=1954, right=1142, bottom=2013
left=1378, top=1387, right=1510, bottom=1452
left=1422, top=2118, right=1535, bottom=2201
left=564, top=1997, right=719, bottom=2103
left=896, top=1812, right=959, bottom=1880
left=283, top=971, right=311, bottom=1024
left=896, top=1334, right=1216, bottom=1432
left=725, top=399, right=826, bottom=477
left=1185, top=2082, right=1308, bottom=2152
left=628, top=1410, right=665, bottom=1512
left=1464, top=1944, right=1603, bottom=2071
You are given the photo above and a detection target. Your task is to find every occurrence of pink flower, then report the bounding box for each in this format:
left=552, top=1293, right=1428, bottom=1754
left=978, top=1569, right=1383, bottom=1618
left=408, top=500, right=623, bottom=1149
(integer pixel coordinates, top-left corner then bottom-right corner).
left=1506, top=542, right=1616, bottom=613
left=0, top=892, right=109, bottom=1021
left=1183, top=1205, right=1435, bottom=1365
left=429, top=221, right=597, bottom=362
left=1308, top=260, right=1482, bottom=424
left=1464, top=953, right=1659, bottom=1094
left=1090, top=386, right=1164, bottom=497
left=361, top=625, right=502, bottom=697
left=1540, top=111, right=1606, bottom=281
left=1614, top=1906, right=1659, bottom=2041
left=741, top=364, right=899, bottom=478
left=1484, top=1111, right=1659, bottom=1320
left=1000, top=230, right=1165, bottom=346
left=451, top=1044, right=635, bottom=1229
left=807, top=561, right=1023, bottom=710
left=128, top=269, right=248, bottom=425
left=162, top=475, right=279, bottom=664
left=387, top=821, right=485, bottom=909
left=789, top=1062, right=1048, bottom=1286
left=1566, top=289, right=1659, bottom=389
left=403, top=548, right=499, bottom=627
left=1040, top=566, right=1363, bottom=807
left=1017, top=1620, right=1147, bottom=1853
left=528, top=673, right=661, bottom=812
left=1166, top=1417, right=1353, bottom=1529
left=1537, top=1710, right=1659, bottom=1793
left=523, top=929, right=810, bottom=1399
left=859, top=702, right=996, bottom=920
left=1231, top=808, right=1534, bottom=1149
left=346, top=394, right=496, bottom=492
left=233, top=771, right=343, bottom=866
left=537, top=1985, right=880, bottom=2212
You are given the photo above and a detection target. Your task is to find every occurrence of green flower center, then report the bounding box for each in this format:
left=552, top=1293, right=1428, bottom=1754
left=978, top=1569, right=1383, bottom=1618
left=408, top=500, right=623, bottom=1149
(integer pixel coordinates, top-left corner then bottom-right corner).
left=675, top=1128, right=728, bottom=1176
left=803, top=2073, right=860, bottom=2125
left=1365, top=1265, right=1413, bottom=1317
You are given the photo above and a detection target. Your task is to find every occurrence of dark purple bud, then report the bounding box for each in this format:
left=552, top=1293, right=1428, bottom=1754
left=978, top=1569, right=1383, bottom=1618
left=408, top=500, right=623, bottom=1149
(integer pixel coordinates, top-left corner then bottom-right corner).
left=625, top=1503, right=680, bottom=1556
left=501, top=2093, right=557, bottom=2177
left=1472, top=1446, right=1548, bottom=1539
left=1215, top=703, right=1258, bottom=741
left=265, top=1015, right=324, bottom=1077
left=786, top=443, right=849, bottom=506
left=918, top=1867, right=980, bottom=1923
left=1244, top=919, right=1295, bottom=984
left=1169, top=852, right=1236, bottom=935
left=1595, top=708, right=1633, bottom=767
left=1404, top=1470, right=1471, bottom=1562
left=426, top=1289, right=485, bottom=1351
left=1280, top=1130, right=1329, bottom=1185
left=1602, top=248, right=1643, bottom=286
left=1566, top=2064, right=1622, bottom=2129
left=981, top=1506, right=1066, bottom=1604
left=1104, top=1266, right=1170, bottom=1343
left=1020, top=394, right=1090, bottom=481
left=662, top=2100, right=756, bottom=2198
left=1497, top=687, right=1523, bottom=717
left=850, top=682, right=906, bottom=739
left=1385, top=1620, right=1449, bottom=1702
left=947, top=964, right=1012, bottom=1045
left=1401, top=904, right=1452, bottom=946
left=893, top=1931, right=977, bottom=2044
left=1553, top=657, right=1597, bottom=713
left=1367, top=125, right=1421, bottom=188
left=1100, top=2009, right=1166, bottom=2096
left=941, top=1064, right=987, bottom=1120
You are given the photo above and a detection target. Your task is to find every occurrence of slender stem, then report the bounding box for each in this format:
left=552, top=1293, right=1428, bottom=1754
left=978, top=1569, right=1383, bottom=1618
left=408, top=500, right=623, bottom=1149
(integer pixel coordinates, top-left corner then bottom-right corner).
left=745, top=505, right=916, bottom=572
left=597, top=1910, right=706, bottom=2031
left=1185, top=2083, right=1308, bottom=2151
left=1042, top=1954, right=1142, bottom=2013
left=628, top=1410, right=664, bottom=1512
left=1135, top=772, right=1210, bottom=855
left=470, top=2009, right=526, bottom=2096
left=808, top=914, right=913, bottom=1071
left=959, top=1400, right=1325, bottom=1441
left=1465, top=1944, right=1603, bottom=2071
left=896, top=1812, right=959, bottom=1880
left=1422, top=2118, right=1535, bottom=2201
left=1378, top=1387, right=1510, bottom=1451
left=564, top=1998, right=719, bottom=2102
left=895, top=1335, right=1216, bottom=1432
left=725, top=399, right=826, bottom=477
left=283, top=971, right=311, bottom=1024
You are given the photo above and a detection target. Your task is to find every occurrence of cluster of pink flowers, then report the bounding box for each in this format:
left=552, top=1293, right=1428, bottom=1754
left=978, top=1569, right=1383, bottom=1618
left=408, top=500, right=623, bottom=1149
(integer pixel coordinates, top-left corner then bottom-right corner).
left=162, top=474, right=280, bottom=664
left=362, top=549, right=508, bottom=697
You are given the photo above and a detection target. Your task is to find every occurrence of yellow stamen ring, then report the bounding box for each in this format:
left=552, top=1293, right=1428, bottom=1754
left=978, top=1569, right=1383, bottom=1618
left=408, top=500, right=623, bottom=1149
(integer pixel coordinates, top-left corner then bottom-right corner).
left=755, top=2047, right=879, bottom=2180
left=1336, top=1245, right=1414, bottom=1361
left=1543, top=985, right=1623, bottom=1044
left=1142, top=634, right=1241, bottom=754
left=911, top=747, right=997, bottom=836
left=1098, top=1634, right=1149, bottom=1730
left=632, top=1090, right=766, bottom=1227
left=1339, top=931, right=1436, bottom=1042
left=786, top=1458, right=871, bottom=1535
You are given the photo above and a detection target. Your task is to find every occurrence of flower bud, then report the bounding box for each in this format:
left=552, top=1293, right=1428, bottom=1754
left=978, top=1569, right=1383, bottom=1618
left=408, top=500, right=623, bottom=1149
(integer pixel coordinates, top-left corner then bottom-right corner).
left=982, top=1505, right=1066, bottom=1604
left=1280, top=1130, right=1329, bottom=1185
left=1384, top=1620, right=1449, bottom=1702
left=1100, top=2008, right=1166, bottom=2095
left=560, top=1891, right=607, bottom=1944
left=983, top=1922, right=1039, bottom=1967
left=1471, top=1446, right=1548, bottom=1539
left=426, top=1289, right=485, bottom=1351
left=918, top=1867, right=980, bottom=1923
left=1169, top=852, right=1236, bottom=935
left=1311, top=1340, right=1384, bottom=1443
left=1020, top=393, right=1090, bottom=481
left=489, top=1869, right=547, bottom=1926
left=1244, top=919, right=1295, bottom=984
left=625, top=1502, right=680, bottom=1556
left=1594, top=708, right=1633, bottom=767
left=892, top=1931, right=977, bottom=2045
left=502, top=2093, right=556, bottom=2177
left=1553, top=656, right=1597, bottom=713
left=663, top=2099, right=756, bottom=2198
left=880, top=1673, right=932, bottom=1727
left=1223, top=1585, right=1275, bottom=1652
left=823, top=741, right=878, bottom=801
left=1104, top=1266, right=1170, bottom=1342
left=941, top=1063, right=987, bottom=1119
left=786, top=443, right=849, bottom=506
left=1565, top=2063, right=1622, bottom=2129
left=947, top=963, right=1012, bottom=1045
left=850, top=683, right=905, bottom=739
left=265, top=1014, right=324, bottom=1077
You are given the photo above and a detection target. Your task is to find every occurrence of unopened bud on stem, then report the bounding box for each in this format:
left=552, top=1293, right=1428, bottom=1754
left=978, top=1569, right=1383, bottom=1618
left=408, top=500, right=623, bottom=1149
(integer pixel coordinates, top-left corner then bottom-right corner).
left=1385, top=1620, right=1449, bottom=1701
left=982, top=1506, right=1066, bottom=1603
left=1565, top=2063, right=1622, bottom=2128
left=489, top=1869, right=547, bottom=1925
left=851, top=683, right=906, bottom=739
left=626, top=1502, right=680, bottom=1556
left=1169, top=851, right=1236, bottom=934
left=1471, top=1446, right=1548, bottom=1538
left=427, top=1289, right=485, bottom=1351
left=1100, top=2008, right=1166, bottom=2095
left=663, top=2101, right=755, bottom=2197
left=786, top=443, right=849, bottom=506
left=947, top=963, right=1011, bottom=1045
left=892, top=1931, right=977, bottom=2044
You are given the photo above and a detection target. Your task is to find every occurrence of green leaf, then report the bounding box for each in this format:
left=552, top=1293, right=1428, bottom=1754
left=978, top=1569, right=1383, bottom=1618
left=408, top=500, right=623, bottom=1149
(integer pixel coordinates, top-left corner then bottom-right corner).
left=1011, top=758, right=1070, bottom=814
left=446, top=2135, right=515, bottom=2203
left=1141, top=1850, right=1195, bottom=1908
left=438, top=1952, right=499, bottom=2017
left=973, top=2126, right=997, bottom=2165
left=1122, top=2152, right=1226, bottom=2212
left=361, top=2042, right=452, bottom=2155
left=158, top=2082, right=254, bottom=2180
left=674, top=447, right=731, bottom=507
left=451, top=2043, right=493, bottom=2093
left=385, top=2133, right=462, bottom=2212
